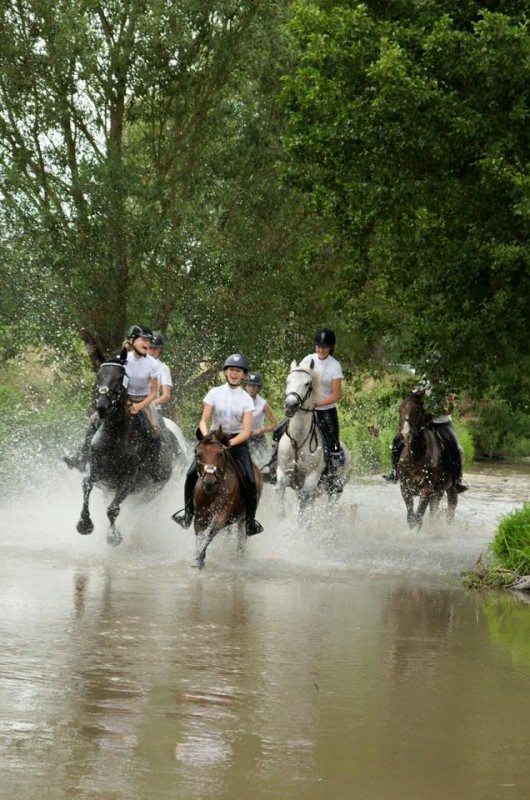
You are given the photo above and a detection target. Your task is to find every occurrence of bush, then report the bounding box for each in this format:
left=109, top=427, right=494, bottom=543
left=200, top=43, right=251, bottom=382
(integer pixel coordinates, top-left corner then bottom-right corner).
left=490, top=503, right=530, bottom=574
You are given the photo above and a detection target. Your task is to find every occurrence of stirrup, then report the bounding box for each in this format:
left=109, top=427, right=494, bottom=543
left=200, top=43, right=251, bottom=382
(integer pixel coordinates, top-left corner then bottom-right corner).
left=171, top=508, right=193, bottom=528
left=246, top=518, right=264, bottom=537
left=454, top=481, right=468, bottom=494
left=382, top=471, right=398, bottom=483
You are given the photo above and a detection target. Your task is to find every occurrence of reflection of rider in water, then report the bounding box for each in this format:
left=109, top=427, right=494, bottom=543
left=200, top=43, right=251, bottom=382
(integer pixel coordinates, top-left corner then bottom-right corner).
left=64, top=325, right=162, bottom=473
left=383, top=353, right=468, bottom=493
left=243, top=371, right=278, bottom=461
left=171, top=353, right=264, bottom=537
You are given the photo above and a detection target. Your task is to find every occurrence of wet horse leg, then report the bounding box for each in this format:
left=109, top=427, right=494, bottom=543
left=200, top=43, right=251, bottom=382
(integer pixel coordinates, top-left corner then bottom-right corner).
left=446, top=487, right=458, bottom=523
left=77, top=475, right=95, bottom=535
left=106, top=477, right=135, bottom=546
left=191, top=524, right=217, bottom=570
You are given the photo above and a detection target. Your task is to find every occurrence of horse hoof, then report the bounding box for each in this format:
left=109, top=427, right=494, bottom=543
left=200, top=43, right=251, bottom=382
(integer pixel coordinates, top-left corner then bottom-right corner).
left=106, top=530, right=122, bottom=547
left=77, top=519, right=94, bottom=535
left=190, top=558, right=205, bottom=570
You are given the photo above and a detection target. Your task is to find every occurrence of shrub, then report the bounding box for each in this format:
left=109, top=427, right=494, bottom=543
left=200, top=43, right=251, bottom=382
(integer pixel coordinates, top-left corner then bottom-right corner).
left=490, top=503, right=530, bottom=574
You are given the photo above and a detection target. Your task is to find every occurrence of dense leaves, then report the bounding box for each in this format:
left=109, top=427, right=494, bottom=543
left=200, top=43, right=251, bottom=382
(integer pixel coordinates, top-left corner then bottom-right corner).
left=281, top=1, right=530, bottom=404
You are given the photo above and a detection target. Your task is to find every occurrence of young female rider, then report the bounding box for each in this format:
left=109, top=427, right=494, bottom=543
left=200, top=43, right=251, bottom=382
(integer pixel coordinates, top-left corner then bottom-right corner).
left=263, top=328, right=343, bottom=488
left=306, top=328, right=343, bottom=465
left=172, top=353, right=264, bottom=536
left=149, top=331, right=173, bottom=409
left=243, top=371, right=278, bottom=461
left=64, top=325, right=161, bottom=471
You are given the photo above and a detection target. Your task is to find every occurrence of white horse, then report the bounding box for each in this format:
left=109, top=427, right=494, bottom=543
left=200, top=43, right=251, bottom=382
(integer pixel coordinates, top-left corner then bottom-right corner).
left=276, top=357, right=352, bottom=516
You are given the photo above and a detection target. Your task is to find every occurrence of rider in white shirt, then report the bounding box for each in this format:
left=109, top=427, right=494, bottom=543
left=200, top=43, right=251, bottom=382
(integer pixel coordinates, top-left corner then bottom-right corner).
left=172, top=353, right=264, bottom=536
left=64, top=325, right=161, bottom=471
left=243, top=371, right=278, bottom=461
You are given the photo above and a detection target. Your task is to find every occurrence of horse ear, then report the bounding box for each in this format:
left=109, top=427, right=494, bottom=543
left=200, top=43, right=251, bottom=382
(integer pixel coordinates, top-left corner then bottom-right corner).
left=196, top=428, right=204, bottom=441
left=214, top=427, right=223, bottom=441
left=290, top=359, right=297, bottom=370
left=309, top=357, right=315, bottom=370
left=117, top=347, right=128, bottom=366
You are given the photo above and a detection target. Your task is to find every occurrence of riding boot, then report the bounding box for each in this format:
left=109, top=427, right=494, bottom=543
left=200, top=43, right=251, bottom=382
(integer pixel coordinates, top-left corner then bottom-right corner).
left=150, top=436, right=168, bottom=482
left=261, top=444, right=278, bottom=485
left=382, top=435, right=403, bottom=483
left=171, top=466, right=197, bottom=528
left=326, top=459, right=343, bottom=494
left=450, top=461, right=468, bottom=493
left=244, top=490, right=264, bottom=536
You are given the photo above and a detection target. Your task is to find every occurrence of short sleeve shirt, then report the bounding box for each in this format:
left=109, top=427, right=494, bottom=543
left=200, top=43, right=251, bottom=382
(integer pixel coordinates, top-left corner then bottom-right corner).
left=157, top=360, right=173, bottom=390
left=203, top=383, right=254, bottom=435
left=304, top=353, right=343, bottom=410
left=250, top=394, right=266, bottom=429
left=125, top=352, right=161, bottom=396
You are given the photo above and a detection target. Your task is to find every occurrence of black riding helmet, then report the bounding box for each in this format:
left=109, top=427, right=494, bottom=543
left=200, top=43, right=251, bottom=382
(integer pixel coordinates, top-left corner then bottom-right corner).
left=223, top=353, right=249, bottom=372
left=127, top=324, right=154, bottom=342
left=314, top=328, right=336, bottom=347
left=151, top=331, right=165, bottom=348
left=243, top=371, right=264, bottom=388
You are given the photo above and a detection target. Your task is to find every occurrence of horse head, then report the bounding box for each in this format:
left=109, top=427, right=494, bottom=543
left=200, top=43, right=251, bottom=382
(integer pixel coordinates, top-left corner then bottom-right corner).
left=284, top=358, right=317, bottom=417
left=95, top=360, right=129, bottom=418
left=195, top=428, right=228, bottom=493
left=400, top=391, right=429, bottom=442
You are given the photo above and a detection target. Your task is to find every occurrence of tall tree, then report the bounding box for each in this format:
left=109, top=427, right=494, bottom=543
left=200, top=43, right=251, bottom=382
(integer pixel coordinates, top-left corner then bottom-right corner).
left=0, top=0, right=308, bottom=370
left=281, top=1, right=530, bottom=401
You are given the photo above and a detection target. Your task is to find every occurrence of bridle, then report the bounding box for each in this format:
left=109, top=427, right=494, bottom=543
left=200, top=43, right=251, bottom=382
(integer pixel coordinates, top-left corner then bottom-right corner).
left=196, top=440, right=228, bottom=485
left=96, top=363, right=129, bottom=410
left=401, top=394, right=429, bottom=437
left=285, top=368, right=314, bottom=413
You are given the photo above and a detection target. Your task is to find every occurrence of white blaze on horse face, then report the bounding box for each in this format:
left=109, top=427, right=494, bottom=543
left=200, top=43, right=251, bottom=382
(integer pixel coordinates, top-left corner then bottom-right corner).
left=401, top=419, right=411, bottom=439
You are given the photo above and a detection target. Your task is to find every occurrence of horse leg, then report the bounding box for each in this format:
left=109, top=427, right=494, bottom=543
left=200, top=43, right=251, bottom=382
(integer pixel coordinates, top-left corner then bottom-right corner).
left=191, top=524, right=216, bottom=570
left=76, top=475, right=95, bottom=535
left=429, top=492, right=443, bottom=518
left=276, top=471, right=288, bottom=518
left=446, top=487, right=458, bottom=523
left=401, top=485, right=418, bottom=529
left=236, top=519, right=247, bottom=555
left=106, top=479, right=134, bottom=546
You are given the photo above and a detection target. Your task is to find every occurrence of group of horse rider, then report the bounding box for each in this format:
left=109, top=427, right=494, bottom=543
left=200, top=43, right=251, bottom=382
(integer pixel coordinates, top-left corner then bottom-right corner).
left=65, top=323, right=467, bottom=537
left=64, top=325, right=172, bottom=475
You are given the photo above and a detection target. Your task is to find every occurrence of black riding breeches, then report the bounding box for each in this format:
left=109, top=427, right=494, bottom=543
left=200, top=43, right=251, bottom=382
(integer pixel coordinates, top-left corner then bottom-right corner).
left=433, top=422, right=462, bottom=479
left=272, top=418, right=288, bottom=443
left=315, top=408, right=340, bottom=455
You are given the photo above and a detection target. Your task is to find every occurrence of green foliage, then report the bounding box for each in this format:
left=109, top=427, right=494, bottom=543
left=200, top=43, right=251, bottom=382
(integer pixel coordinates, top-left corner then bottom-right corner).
left=468, top=396, right=530, bottom=459
left=491, top=503, right=530, bottom=574
left=281, top=1, right=530, bottom=404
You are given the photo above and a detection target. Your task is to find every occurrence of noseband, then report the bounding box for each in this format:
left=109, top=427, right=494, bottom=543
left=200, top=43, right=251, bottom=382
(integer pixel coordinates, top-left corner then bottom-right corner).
left=285, top=369, right=313, bottom=412
left=196, top=441, right=227, bottom=484
left=96, top=363, right=129, bottom=409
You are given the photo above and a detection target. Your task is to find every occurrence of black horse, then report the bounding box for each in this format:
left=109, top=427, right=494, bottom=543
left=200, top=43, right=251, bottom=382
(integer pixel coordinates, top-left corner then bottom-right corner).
left=75, top=359, right=174, bottom=545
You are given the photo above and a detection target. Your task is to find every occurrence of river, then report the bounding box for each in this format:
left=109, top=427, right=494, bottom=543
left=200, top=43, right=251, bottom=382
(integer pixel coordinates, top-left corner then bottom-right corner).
left=1, top=461, right=530, bottom=799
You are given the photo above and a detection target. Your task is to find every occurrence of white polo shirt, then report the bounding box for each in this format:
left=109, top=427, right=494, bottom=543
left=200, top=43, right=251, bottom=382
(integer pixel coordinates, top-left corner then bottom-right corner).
left=203, top=383, right=254, bottom=435
left=125, top=352, right=161, bottom=396
left=304, top=353, right=343, bottom=410
left=250, top=394, right=266, bottom=429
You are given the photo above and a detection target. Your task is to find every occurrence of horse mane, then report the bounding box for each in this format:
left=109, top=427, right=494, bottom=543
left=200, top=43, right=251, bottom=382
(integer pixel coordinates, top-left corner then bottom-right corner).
left=201, top=429, right=231, bottom=447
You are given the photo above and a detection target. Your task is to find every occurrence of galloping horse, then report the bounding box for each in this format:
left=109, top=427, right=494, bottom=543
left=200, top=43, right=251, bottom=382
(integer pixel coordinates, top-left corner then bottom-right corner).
left=398, top=392, right=458, bottom=528
left=189, top=428, right=263, bottom=569
left=276, top=358, right=351, bottom=516
left=75, top=359, right=175, bottom=545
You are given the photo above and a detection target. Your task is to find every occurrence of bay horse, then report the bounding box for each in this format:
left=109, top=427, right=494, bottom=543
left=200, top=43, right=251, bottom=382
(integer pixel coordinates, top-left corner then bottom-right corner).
left=190, top=428, right=263, bottom=569
left=75, top=359, right=175, bottom=545
left=398, top=392, right=458, bottom=528
left=276, top=358, right=351, bottom=516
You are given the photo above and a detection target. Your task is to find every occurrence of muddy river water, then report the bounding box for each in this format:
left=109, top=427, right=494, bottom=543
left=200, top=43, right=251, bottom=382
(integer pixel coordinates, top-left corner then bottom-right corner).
left=1, top=462, right=530, bottom=800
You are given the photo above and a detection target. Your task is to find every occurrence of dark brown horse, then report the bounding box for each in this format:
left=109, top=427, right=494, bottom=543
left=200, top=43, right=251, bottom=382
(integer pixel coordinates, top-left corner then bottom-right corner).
left=190, top=429, right=263, bottom=569
left=398, top=393, right=458, bottom=528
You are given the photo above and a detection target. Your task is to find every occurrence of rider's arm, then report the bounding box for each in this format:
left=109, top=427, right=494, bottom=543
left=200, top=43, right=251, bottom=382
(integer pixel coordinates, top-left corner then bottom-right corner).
left=228, top=410, right=252, bottom=447
left=199, top=403, right=213, bottom=436
left=154, top=382, right=171, bottom=407
left=313, top=377, right=342, bottom=409
left=130, top=377, right=158, bottom=414
left=261, top=402, right=278, bottom=433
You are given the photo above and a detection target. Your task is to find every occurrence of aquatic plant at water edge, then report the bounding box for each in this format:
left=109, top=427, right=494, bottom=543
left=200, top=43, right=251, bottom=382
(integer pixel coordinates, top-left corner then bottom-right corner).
left=490, top=503, right=530, bottom=574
